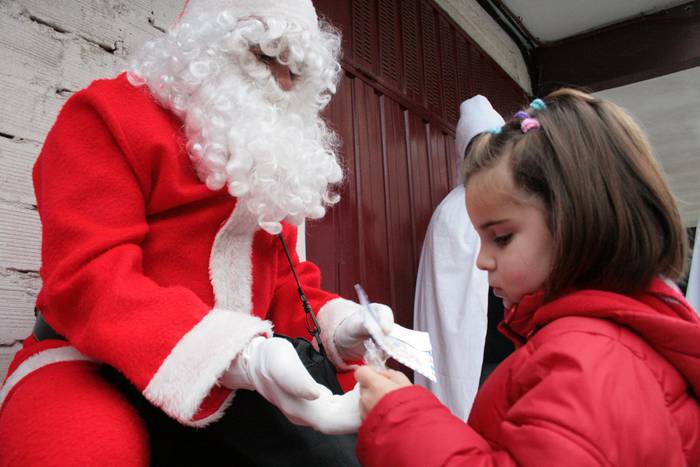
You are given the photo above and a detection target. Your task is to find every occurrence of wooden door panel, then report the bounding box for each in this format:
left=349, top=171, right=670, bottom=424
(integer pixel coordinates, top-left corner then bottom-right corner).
left=311, top=0, right=527, bottom=329
left=405, top=113, right=433, bottom=266
left=380, top=97, right=415, bottom=324
left=378, top=0, right=402, bottom=88
left=428, top=125, right=451, bottom=211
left=332, top=75, right=363, bottom=300
left=421, top=2, right=443, bottom=116
left=308, top=72, right=359, bottom=297
left=351, top=0, right=378, bottom=73
left=400, top=0, right=424, bottom=104
left=354, top=78, right=392, bottom=306
left=439, top=15, right=459, bottom=124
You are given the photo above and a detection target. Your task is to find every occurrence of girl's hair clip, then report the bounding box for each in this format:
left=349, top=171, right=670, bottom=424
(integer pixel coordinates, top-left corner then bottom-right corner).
left=488, top=127, right=502, bottom=135
left=529, top=98, right=546, bottom=110
left=520, top=117, right=540, bottom=133
left=513, top=110, right=529, bottom=119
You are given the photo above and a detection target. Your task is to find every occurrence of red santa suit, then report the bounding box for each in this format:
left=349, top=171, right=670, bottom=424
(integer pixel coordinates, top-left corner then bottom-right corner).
left=0, top=73, right=358, bottom=464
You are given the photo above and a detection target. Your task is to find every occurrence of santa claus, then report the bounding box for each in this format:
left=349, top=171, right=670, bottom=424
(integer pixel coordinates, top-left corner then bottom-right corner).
left=0, top=0, right=393, bottom=465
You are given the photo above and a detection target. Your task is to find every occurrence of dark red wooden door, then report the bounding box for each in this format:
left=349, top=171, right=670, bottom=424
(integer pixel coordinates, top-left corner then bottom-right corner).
left=307, top=0, right=527, bottom=328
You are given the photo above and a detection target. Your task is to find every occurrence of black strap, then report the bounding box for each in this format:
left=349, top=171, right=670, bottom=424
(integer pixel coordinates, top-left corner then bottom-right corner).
left=277, top=233, right=326, bottom=355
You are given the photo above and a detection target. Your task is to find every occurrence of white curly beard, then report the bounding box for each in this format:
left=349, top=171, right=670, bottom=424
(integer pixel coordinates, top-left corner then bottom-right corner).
left=182, top=63, right=343, bottom=234
left=128, top=13, right=343, bottom=234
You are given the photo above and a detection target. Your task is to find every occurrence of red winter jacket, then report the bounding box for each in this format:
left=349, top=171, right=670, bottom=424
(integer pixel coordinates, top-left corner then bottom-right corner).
left=358, top=278, right=700, bottom=466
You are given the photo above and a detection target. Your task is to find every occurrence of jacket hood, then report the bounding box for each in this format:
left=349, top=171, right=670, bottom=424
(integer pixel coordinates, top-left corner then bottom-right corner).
left=501, top=278, right=700, bottom=397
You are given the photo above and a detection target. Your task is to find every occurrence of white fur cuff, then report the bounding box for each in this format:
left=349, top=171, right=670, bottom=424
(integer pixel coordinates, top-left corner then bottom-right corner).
left=144, top=308, right=273, bottom=425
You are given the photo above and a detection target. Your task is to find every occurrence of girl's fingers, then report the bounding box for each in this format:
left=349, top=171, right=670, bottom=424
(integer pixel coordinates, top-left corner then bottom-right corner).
left=385, top=369, right=411, bottom=385
left=354, top=365, right=379, bottom=387
left=356, top=366, right=411, bottom=388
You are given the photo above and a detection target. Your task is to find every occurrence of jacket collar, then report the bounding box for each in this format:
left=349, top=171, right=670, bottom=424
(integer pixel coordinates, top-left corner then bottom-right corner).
left=498, top=289, right=545, bottom=347
left=497, top=278, right=700, bottom=397
left=498, top=278, right=700, bottom=350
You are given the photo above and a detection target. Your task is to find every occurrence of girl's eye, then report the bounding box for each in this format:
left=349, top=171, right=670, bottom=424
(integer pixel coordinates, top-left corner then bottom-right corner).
left=493, top=233, right=512, bottom=246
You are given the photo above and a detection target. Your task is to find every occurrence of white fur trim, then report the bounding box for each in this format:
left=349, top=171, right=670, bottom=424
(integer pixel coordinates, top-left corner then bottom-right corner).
left=209, top=202, right=257, bottom=311
left=317, top=298, right=361, bottom=370
left=186, top=390, right=237, bottom=428
left=0, top=346, right=94, bottom=408
left=144, top=308, right=272, bottom=425
left=145, top=200, right=267, bottom=426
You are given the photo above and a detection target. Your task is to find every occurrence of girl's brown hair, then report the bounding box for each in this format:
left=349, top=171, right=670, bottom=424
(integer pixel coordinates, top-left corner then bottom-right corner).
left=464, top=88, right=687, bottom=297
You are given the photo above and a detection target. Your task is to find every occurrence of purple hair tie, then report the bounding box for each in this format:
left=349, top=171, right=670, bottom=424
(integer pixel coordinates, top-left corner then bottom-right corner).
left=513, top=110, right=529, bottom=119
left=521, top=118, right=540, bottom=133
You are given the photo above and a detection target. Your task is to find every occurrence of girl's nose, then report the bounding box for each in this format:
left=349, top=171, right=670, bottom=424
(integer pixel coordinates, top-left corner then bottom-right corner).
left=270, top=62, right=294, bottom=91
left=476, top=249, right=495, bottom=271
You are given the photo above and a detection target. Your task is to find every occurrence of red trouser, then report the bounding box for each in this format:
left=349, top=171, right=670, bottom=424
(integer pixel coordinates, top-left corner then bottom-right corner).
left=0, top=359, right=149, bottom=467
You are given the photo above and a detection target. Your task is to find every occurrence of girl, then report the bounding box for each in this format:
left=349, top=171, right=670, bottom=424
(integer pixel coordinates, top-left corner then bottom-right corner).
left=355, top=88, right=700, bottom=466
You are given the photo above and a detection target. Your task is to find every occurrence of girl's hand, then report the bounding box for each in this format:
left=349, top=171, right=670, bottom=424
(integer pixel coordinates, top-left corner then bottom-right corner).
left=354, top=366, right=412, bottom=420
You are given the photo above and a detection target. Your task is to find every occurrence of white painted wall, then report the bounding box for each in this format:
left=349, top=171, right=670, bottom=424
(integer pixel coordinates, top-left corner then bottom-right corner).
left=0, top=0, right=524, bottom=380
left=595, top=67, right=700, bottom=229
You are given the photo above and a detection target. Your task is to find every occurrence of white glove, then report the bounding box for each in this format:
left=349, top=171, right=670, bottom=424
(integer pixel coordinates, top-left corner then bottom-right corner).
left=333, top=303, right=394, bottom=361
left=301, top=383, right=362, bottom=434
left=221, top=336, right=361, bottom=434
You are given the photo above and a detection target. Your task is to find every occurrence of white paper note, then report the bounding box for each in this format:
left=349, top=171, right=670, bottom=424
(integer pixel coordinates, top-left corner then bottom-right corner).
left=355, top=284, right=436, bottom=381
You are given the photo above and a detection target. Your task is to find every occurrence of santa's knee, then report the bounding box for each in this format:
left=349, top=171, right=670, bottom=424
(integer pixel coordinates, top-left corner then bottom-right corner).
left=0, top=361, right=149, bottom=467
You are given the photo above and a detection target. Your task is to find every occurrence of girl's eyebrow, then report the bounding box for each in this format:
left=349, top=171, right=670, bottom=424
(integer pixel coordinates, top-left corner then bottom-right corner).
left=479, top=219, right=507, bottom=230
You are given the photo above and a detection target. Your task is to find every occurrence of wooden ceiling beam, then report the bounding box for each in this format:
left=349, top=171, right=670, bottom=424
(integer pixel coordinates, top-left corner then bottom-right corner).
left=535, top=1, right=700, bottom=95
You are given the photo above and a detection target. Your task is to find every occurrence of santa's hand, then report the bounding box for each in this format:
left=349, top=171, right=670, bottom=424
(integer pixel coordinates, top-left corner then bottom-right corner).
left=221, top=336, right=320, bottom=405
left=296, top=383, right=362, bottom=434
left=221, top=336, right=360, bottom=433
left=333, top=303, right=394, bottom=361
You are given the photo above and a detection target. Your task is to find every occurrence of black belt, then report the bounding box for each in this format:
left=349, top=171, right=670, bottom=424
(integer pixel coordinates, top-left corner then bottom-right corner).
left=33, top=308, right=66, bottom=341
